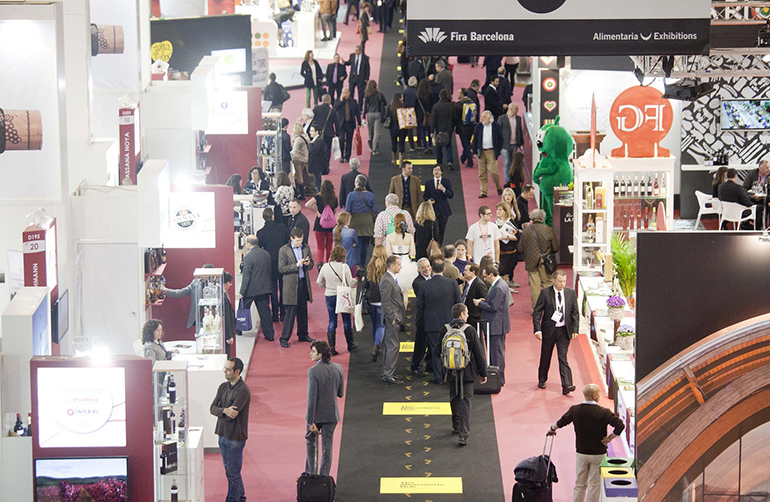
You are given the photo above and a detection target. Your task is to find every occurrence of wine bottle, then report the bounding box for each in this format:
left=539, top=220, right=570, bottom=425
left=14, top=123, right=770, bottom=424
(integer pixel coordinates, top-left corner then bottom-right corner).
left=639, top=177, right=646, bottom=197
left=660, top=175, right=667, bottom=197
left=647, top=176, right=653, bottom=196
left=651, top=207, right=658, bottom=230
left=13, top=413, right=26, bottom=436
left=614, top=176, right=619, bottom=196
left=633, top=176, right=639, bottom=196
left=178, top=409, right=186, bottom=444
left=171, top=478, right=179, bottom=502
left=167, top=375, right=176, bottom=404
left=644, top=207, right=649, bottom=229
left=160, top=245, right=166, bottom=264
left=653, top=174, right=659, bottom=197
left=620, top=176, right=626, bottom=196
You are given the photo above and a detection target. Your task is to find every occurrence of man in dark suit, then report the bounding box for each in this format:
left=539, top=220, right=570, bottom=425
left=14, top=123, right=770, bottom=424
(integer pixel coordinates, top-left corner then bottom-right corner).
left=380, top=255, right=405, bottom=384
left=423, top=164, right=454, bottom=245
left=440, top=303, right=487, bottom=446
left=416, top=259, right=462, bottom=384
left=462, top=263, right=487, bottom=327
left=431, top=88, right=455, bottom=170
left=719, top=168, right=757, bottom=228
left=285, top=199, right=310, bottom=245
left=239, top=235, right=274, bottom=341
left=305, top=340, right=344, bottom=476
left=345, top=46, right=370, bottom=108
left=474, top=265, right=511, bottom=385
left=471, top=110, right=504, bottom=198
left=257, top=207, right=290, bottom=322
left=495, top=68, right=513, bottom=108
left=222, top=272, right=237, bottom=358
left=483, top=75, right=504, bottom=121
left=467, top=79, right=481, bottom=109
left=325, top=53, right=347, bottom=103
left=312, top=94, right=339, bottom=162
left=339, top=158, right=372, bottom=205
left=388, top=160, right=422, bottom=221
left=533, top=269, right=579, bottom=395
left=410, top=258, right=433, bottom=377
left=333, top=88, right=360, bottom=163
left=407, top=57, right=426, bottom=83
left=278, top=228, right=316, bottom=348
left=497, top=104, right=524, bottom=185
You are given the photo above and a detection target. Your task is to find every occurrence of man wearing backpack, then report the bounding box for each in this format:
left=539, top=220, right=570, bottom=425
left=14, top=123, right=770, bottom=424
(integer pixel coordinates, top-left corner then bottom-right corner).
left=440, top=303, right=487, bottom=446
left=453, top=88, right=477, bottom=169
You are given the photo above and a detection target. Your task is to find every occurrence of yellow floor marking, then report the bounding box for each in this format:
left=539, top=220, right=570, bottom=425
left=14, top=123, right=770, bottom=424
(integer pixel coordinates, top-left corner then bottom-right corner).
left=383, top=402, right=452, bottom=415
left=380, top=477, right=463, bottom=494
left=408, top=159, right=438, bottom=165
left=400, top=341, right=415, bottom=352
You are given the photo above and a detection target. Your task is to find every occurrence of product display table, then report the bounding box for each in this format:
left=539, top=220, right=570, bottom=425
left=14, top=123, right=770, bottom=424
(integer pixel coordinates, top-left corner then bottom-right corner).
left=576, top=272, right=635, bottom=457
left=171, top=353, right=228, bottom=450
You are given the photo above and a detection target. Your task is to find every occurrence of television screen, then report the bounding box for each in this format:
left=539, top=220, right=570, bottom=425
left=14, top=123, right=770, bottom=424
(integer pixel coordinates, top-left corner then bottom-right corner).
left=720, top=99, right=770, bottom=130
left=211, top=48, right=247, bottom=74
left=52, top=290, right=69, bottom=344
left=35, top=457, right=128, bottom=502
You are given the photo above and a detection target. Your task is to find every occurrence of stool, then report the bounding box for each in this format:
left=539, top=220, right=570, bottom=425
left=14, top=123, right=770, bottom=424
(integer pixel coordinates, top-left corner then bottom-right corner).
left=601, top=467, right=634, bottom=479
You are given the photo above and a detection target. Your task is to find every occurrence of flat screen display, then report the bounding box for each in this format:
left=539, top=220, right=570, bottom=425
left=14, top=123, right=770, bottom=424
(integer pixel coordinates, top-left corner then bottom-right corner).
left=211, top=48, right=247, bottom=74
left=52, top=290, right=69, bottom=344
left=720, top=99, right=770, bottom=130
left=35, top=457, right=128, bottom=502
left=37, top=367, right=127, bottom=448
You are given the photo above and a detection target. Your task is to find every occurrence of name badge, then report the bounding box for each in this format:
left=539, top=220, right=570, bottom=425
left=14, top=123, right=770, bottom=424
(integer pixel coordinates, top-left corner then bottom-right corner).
left=551, top=309, right=563, bottom=322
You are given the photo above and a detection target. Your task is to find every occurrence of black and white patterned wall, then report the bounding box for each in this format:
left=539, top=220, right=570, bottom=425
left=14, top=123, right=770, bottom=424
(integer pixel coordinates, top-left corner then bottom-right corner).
left=681, top=62, right=770, bottom=165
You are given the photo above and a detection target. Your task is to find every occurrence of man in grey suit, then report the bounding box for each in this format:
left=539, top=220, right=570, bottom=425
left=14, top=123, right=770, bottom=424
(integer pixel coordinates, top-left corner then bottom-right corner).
left=239, top=235, right=274, bottom=341
left=474, top=265, right=511, bottom=386
left=278, top=228, right=316, bottom=348
left=380, top=255, right=405, bottom=384
left=305, top=340, right=345, bottom=476
left=533, top=269, right=579, bottom=395
left=417, top=259, right=462, bottom=384
left=162, top=263, right=215, bottom=330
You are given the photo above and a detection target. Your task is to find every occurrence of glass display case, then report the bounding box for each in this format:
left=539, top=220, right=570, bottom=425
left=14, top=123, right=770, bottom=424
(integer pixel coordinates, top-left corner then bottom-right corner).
left=610, top=157, right=674, bottom=237
left=574, top=168, right=612, bottom=270
left=153, top=360, right=190, bottom=502
left=257, top=111, right=282, bottom=185
left=194, top=267, right=224, bottom=354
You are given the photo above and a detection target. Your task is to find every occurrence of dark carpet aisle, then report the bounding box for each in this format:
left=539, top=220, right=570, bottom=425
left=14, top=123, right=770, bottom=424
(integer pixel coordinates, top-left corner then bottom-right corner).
left=334, top=16, right=505, bottom=502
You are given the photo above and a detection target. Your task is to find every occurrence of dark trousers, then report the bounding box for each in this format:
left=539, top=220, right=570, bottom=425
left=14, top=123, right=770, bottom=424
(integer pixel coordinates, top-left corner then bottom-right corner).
left=459, top=131, right=473, bottom=165
left=244, top=294, right=274, bottom=340
left=357, top=235, right=371, bottom=269
left=323, top=134, right=334, bottom=163
left=436, top=142, right=453, bottom=167
left=305, top=422, right=337, bottom=476
left=281, top=278, right=309, bottom=342
left=411, top=321, right=429, bottom=371
left=381, top=320, right=401, bottom=380
left=390, top=128, right=407, bottom=153
left=340, top=121, right=355, bottom=160
left=426, top=330, right=444, bottom=383
left=436, top=214, right=449, bottom=246
left=349, top=76, right=365, bottom=108
left=449, top=378, right=474, bottom=440
left=345, top=0, right=359, bottom=23
left=489, top=333, right=506, bottom=385
left=329, top=82, right=344, bottom=103
left=270, top=275, right=284, bottom=320
left=538, top=326, right=573, bottom=388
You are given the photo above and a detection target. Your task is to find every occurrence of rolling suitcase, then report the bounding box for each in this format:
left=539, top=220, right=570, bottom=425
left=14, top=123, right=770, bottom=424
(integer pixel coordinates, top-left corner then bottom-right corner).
left=475, top=321, right=502, bottom=394
left=512, top=434, right=557, bottom=502
left=297, top=431, right=336, bottom=502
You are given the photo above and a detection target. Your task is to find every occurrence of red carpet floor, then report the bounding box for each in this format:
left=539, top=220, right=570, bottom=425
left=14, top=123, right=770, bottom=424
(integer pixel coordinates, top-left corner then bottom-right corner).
left=204, top=19, right=619, bottom=502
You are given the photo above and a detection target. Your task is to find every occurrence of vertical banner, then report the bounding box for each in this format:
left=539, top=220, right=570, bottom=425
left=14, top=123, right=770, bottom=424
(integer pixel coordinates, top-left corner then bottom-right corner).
left=118, top=102, right=141, bottom=185
left=22, top=218, right=58, bottom=303
left=540, top=68, right=560, bottom=126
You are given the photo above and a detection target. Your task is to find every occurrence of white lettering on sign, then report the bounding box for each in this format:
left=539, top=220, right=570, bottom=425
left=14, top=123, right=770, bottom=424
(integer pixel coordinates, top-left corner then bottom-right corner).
left=27, top=233, right=41, bottom=240
left=615, top=104, right=666, bottom=132
left=32, top=262, right=39, bottom=286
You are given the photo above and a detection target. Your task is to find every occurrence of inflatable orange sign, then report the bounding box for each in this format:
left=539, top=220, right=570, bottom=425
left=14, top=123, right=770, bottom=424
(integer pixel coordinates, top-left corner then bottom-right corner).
left=610, top=86, right=673, bottom=158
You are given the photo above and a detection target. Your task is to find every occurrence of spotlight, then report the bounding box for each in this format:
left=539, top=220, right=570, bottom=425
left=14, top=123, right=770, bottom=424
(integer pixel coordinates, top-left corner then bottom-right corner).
left=662, top=56, right=674, bottom=78
left=663, top=79, right=715, bottom=101
left=634, top=67, right=645, bottom=85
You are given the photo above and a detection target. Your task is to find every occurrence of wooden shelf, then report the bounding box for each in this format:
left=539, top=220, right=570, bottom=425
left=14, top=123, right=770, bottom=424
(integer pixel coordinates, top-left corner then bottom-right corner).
left=145, top=262, right=166, bottom=279
left=145, top=298, right=165, bottom=310
left=197, top=145, right=212, bottom=155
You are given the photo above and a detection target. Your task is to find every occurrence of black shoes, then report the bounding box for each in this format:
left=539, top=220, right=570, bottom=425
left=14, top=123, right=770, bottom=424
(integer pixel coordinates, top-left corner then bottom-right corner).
left=411, top=369, right=430, bottom=377
left=372, top=345, right=380, bottom=362
left=317, top=261, right=323, bottom=271
left=381, top=376, right=403, bottom=385
left=497, top=188, right=503, bottom=195
left=448, top=163, right=454, bottom=171
left=264, top=337, right=274, bottom=342
left=280, top=340, right=290, bottom=348
left=348, top=342, right=359, bottom=351
left=563, top=385, right=576, bottom=395
left=298, top=337, right=316, bottom=343
left=458, top=438, right=467, bottom=447
left=478, top=194, right=488, bottom=198
left=538, top=382, right=546, bottom=389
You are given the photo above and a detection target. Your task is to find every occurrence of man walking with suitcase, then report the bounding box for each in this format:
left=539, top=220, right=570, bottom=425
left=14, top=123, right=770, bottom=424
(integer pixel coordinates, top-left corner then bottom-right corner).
left=440, top=303, right=487, bottom=446
left=305, top=340, right=345, bottom=476
left=548, top=383, right=625, bottom=502
left=473, top=265, right=510, bottom=385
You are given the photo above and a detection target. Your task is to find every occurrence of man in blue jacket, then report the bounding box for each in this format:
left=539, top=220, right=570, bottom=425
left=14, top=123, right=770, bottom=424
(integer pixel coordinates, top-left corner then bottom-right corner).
left=472, top=110, right=504, bottom=198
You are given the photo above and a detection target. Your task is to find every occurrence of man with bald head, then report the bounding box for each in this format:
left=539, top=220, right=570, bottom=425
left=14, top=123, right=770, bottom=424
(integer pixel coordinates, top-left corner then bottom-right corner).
left=548, top=383, right=625, bottom=502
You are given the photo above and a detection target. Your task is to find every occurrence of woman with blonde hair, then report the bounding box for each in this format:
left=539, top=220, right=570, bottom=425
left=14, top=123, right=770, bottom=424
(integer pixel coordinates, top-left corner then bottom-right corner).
left=360, top=244, right=387, bottom=361
left=501, top=187, right=522, bottom=222
left=385, top=213, right=418, bottom=294
left=414, top=201, right=436, bottom=261
left=495, top=200, right=522, bottom=292
left=334, top=211, right=358, bottom=274
left=317, top=246, right=358, bottom=355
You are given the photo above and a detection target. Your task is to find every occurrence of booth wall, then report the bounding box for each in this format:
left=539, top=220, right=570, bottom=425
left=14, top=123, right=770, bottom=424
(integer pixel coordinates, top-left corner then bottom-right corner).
left=558, top=69, right=683, bottom=193
left=154, top=185, right=236, bottom=341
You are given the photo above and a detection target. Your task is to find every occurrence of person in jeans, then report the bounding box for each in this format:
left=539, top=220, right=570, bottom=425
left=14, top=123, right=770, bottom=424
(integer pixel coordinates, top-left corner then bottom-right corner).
left=361, top=244, right=388, bottom=362
left=317, top=246, right=358, bottom=355
left=498, top=103, right=524, bottom=185
left=363, top=80, right=387, bottom=155
left=305, top=340, right=344, bottom=476
left=210, top=357, right=251, bottom=502
left=548, top=383, right=625, bottom=502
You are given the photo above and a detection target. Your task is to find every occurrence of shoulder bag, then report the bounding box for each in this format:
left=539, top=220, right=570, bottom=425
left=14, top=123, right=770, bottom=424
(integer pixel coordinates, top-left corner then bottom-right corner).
left=329, top=263, right=355, bottom=314
left=532, top=225, right=558, bottom=275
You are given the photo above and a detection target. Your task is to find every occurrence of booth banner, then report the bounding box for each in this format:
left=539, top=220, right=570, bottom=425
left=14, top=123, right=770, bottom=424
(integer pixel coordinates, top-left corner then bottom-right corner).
left=166, top=192, right=216, bottom=249
left=252, top=47, right=269, bottom=87
left=118, top=103, right=141, bottom=185
left=406, top=0, right=710, bottom=56
left=540, top=69, right=560, bottom=126
left=23, top=219, right=58, bottom=300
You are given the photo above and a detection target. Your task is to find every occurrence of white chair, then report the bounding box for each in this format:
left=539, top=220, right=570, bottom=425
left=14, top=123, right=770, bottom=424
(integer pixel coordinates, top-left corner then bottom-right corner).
left=133, top=339, right=144, bottom=357
left=694, top=190, right=721, bottom=230
left=719, top=201, right=757, bottom=230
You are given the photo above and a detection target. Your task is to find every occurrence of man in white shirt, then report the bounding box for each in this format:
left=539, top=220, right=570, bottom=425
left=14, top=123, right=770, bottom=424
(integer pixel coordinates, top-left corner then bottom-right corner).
left=465, top=205, right=501, bottom=265
left=471, top=111, right=504, bottom=198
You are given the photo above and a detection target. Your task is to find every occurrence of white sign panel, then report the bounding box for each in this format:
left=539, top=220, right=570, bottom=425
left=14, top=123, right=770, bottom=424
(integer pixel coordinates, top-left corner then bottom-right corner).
left=252, top=47, right=269, bottom=87
left=166, top=191, right=216, bottom=249
left=207, top=90, right=249, bottom=135
left=37, top=367, right=127, bottom=448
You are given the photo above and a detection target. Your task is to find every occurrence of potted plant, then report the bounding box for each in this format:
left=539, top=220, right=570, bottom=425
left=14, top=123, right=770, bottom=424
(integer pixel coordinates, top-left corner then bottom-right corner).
left=616, top=324, right=635, bottom=351
left=606, top=295, right=626, bottom=321
left=611, top=232, right=637, bottom=308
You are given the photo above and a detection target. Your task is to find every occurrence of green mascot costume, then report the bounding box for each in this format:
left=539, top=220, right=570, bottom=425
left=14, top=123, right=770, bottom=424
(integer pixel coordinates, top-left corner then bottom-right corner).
left=532, top=116, right=574, bottom=226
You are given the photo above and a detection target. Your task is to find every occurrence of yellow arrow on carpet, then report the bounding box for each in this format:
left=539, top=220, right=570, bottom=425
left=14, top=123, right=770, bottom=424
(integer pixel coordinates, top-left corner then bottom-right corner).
left=405, top=465, right=412, bottom=471
left=405, top=440, right=412, bottom=445
left=424, top=423, right=430, bottom=428
left=423, top=391, right=430, bottom=396
left=424, top=447, right=431, bottom=453
left=405, top=452, right=412, bottom=457
left=424, top=459, right=432, bottom=465
left=406, top=385, right=412, bottom=390
left=406, top=396, right=412, bottom=401
left=406, top=428, right=412, bottom=433
left=405, top=417, right=412, bottom=422
left=424, top=435, right=431, bottom=440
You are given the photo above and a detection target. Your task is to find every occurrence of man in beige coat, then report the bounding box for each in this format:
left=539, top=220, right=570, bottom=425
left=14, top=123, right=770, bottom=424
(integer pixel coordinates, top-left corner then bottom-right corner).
left=279, top=228, right=316, bottom=347
left=388, top=161, right=422, bottom=221
left=518, top=209, right=560, bottom=309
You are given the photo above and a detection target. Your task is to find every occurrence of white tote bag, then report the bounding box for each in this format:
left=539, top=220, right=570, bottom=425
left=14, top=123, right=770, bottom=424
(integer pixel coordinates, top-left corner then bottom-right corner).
left=330, top=263, right=355, bottom=314
left=331, top=136, right=342, bottom=161
left=354, top=302, right=365, bottom=331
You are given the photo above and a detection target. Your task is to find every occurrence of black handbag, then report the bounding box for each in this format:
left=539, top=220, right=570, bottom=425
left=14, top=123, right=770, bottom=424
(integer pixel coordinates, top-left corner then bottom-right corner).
left=532, top=226, right=557, bottom=275
left=433, top=131, right=450, bottom=147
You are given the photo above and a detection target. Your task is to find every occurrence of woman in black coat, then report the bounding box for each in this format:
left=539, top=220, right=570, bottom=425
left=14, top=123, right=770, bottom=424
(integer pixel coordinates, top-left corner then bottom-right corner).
left=301, top=50, right=324, bottom=108
left=307, top=125, right=329, bottom=193
left=416, top=78, right=434, bottom=155
left=414, top=201, right=437, bottom=261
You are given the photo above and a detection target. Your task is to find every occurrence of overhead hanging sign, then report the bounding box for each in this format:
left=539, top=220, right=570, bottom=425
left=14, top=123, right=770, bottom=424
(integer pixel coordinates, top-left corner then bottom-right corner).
left=406, top=0, right=710, bottom=56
